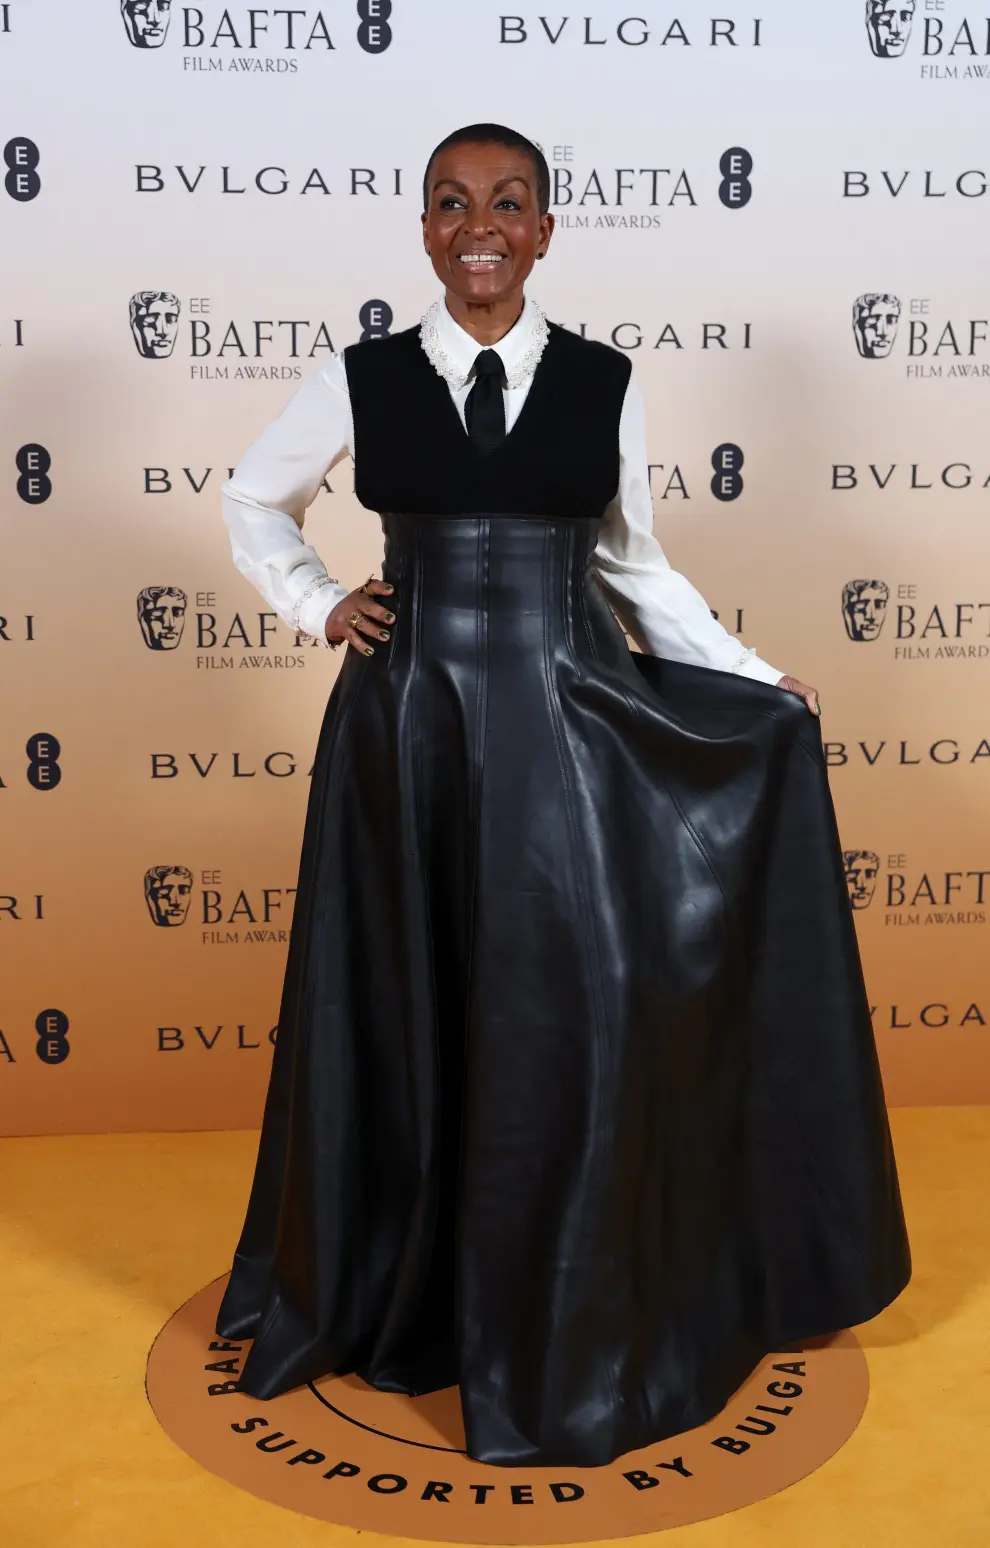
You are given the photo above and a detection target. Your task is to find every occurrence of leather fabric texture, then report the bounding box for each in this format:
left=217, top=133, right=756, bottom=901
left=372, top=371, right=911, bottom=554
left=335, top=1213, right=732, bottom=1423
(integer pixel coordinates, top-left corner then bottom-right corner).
left=216, top=513, right=911, bottom=1468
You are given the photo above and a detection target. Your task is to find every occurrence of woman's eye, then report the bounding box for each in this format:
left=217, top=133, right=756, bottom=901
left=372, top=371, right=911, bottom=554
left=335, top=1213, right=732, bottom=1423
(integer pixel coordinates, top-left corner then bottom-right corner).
left=439, top=196, right=466, bottom=210
left=495, top=199, right=521, bottom=211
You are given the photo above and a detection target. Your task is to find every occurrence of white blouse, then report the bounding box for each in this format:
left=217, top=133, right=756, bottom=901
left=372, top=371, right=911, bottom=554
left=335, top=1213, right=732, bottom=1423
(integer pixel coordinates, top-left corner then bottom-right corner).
left=220, top=295, right=785, bottom=685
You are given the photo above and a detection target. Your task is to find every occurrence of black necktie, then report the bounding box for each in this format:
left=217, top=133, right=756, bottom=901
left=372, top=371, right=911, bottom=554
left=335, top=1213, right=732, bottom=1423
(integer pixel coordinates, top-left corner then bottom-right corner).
left=465, top=349, right=506, bottom=454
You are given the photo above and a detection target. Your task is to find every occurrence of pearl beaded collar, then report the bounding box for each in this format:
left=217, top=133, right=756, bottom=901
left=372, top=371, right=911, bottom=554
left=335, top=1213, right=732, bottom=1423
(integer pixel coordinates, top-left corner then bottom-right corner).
left=418, top=297, right=550, bottom=391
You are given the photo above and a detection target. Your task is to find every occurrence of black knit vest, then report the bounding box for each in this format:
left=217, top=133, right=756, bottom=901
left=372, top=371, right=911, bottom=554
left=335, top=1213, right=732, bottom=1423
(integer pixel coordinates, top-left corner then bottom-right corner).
left=343, top=320, right=631, bottom=519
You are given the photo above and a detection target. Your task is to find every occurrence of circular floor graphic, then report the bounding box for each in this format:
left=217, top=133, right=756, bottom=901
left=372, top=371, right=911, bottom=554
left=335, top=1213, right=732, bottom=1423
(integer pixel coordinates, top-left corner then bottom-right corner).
left=147, top=1276, right=870, bottom=1543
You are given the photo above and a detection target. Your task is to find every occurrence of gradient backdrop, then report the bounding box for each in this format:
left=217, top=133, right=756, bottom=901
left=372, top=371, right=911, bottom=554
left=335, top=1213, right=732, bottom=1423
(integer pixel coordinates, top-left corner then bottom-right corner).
left=3, top=0, right=989, bottom=1132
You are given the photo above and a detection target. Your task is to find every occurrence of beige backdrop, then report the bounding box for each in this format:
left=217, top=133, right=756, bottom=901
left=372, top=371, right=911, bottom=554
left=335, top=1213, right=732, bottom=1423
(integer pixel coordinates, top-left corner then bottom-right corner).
left=3, top=1, right=989, bottom=1133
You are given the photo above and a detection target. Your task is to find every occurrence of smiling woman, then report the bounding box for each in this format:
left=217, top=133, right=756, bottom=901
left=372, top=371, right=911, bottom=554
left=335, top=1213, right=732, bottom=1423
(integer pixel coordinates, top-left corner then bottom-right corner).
left=214, top=122, right=911, bottom=1469
left=420, top=126, right=553, bottom=313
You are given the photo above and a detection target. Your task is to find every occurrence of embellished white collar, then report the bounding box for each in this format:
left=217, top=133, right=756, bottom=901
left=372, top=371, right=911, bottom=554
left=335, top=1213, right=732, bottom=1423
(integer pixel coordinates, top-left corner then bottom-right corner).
left=419, top=294, right=550, bottom=391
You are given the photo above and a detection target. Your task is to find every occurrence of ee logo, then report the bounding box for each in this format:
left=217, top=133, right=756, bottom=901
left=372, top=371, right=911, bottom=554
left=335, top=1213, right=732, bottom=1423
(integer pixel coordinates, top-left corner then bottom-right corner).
left=26, top=732, right=61, bottom=790
left=711, top=444, right=744, bottom=502
left=358, top=299, right=393, bottom=341
left=36, top=1009, right=70, bottom=1065
left=4, top=136, right=40, bottom=201
left=356, top=0, right=392, bottom=53
left=719, top=147, right=752, bottom=210
left=16, top=443, right=51, bottom=504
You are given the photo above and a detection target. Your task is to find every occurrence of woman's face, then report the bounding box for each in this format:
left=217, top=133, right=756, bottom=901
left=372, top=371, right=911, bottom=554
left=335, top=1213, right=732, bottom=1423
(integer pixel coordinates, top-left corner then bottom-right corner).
left=422, top=141, right=553, bottom=307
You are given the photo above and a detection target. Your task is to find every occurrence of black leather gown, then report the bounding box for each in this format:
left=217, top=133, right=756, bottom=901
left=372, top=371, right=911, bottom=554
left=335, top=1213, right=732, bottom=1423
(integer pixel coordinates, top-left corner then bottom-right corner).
left=216, top=326, right=911, bottom=1468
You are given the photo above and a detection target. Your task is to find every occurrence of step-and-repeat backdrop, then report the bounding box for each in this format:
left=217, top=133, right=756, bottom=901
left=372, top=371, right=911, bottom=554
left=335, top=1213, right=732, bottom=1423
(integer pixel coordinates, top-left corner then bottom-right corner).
left=3, top=2, right=989, bottom=1133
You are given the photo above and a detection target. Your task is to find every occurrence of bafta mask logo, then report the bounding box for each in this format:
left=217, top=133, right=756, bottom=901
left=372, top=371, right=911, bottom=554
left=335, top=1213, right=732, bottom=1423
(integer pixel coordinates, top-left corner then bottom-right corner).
left=865, top=0, right=915, bottom=58
left=844, top=850, right=881, bottom=910
left=129, top=290, right=180, bottom=358
left=853, top=294, right=901, bottom=359
left=121, top=0, right=172, bottom=48
left=144, top=865, right=193, bottom=927
left=842, top=579, right=890, bottom=642
left=137, top=585, right=187, bottom=650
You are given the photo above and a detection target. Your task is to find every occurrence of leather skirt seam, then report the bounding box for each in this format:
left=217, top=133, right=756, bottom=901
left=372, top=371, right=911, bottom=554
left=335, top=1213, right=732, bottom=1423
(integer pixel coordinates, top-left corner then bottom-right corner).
left=576, top=533, right=602, bottom=663
left=371, top=520, right=440, bottom=1366
left=540, top=521, right=623, bottom=1424
left=410, top=518, right=440, bottom=1170
left=454, top=518, right=491, bottom=1344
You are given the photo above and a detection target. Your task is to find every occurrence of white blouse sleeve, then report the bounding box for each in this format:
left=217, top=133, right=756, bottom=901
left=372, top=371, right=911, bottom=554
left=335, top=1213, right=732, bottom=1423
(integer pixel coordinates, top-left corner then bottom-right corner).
left=592, top=369, right=785, bottom=686
left=220, top=355, right=354, bottom=646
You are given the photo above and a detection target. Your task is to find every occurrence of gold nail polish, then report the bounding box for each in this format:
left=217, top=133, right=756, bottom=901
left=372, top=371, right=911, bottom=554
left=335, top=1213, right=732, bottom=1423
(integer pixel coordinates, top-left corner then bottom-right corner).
left=379, top=630, right=389, bottom=640
left=364, top=646, right=374, bottom=656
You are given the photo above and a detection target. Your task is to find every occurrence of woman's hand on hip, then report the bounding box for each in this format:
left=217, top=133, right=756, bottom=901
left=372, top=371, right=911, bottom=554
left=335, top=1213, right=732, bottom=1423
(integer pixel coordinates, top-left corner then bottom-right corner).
left=325, top=577, right=396, bottom=654
left=777, top=675, right=821, bottom=717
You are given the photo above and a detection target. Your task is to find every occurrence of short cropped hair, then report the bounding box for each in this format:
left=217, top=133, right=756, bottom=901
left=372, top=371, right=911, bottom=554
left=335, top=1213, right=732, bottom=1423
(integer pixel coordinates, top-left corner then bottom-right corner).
left=423, top=123, right=551, bottom=215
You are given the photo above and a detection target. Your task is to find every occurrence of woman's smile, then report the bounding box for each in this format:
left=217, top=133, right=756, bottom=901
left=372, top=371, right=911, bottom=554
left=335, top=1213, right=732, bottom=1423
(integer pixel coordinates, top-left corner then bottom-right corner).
left=457, top=251, right=507, bottom=271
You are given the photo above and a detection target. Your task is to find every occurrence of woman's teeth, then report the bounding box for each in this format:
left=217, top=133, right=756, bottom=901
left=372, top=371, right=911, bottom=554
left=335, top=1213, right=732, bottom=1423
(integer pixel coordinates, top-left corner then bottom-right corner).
left=459, top=253, right=505, bottom=264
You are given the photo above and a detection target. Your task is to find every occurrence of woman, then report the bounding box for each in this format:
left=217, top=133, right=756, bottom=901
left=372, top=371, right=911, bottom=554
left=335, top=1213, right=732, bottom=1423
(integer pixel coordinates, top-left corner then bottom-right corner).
left=216, top=123, right=910, bottom=1469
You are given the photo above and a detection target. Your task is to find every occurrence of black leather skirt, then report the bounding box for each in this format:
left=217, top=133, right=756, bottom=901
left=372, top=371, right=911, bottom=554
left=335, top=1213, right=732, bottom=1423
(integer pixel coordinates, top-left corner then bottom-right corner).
left=216, top=513, right=910, bottom=1467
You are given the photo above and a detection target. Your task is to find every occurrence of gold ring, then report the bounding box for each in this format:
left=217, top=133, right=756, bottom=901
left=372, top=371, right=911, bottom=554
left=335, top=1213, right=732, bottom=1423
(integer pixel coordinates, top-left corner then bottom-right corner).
left=346, top=611, right=361, bottom=627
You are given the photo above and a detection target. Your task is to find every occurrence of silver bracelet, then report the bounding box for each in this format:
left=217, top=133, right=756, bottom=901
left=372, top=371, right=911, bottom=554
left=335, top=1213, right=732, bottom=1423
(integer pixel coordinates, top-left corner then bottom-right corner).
left=291, top=575, right=341, bottom=645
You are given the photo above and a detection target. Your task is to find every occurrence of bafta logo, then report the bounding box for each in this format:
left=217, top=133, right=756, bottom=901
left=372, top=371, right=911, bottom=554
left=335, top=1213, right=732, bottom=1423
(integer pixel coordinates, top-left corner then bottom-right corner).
left=842, top=579, right=890, bottom=642
left=121, top=0, right=172, bottom=48
left=865, top=0, right=915, bottom=58
left=129, top=291, right=180, bottom=358
left=137, top=586, right=187, bottom=650
left=852, top=294, right=901, bottom=359
left=844, top=851, right=881, bottom=910
left=144, top=865, right=193, bottom=927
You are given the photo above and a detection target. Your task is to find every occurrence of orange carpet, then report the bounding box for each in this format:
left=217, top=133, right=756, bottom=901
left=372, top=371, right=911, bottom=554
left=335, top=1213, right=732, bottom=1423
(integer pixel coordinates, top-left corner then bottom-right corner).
left=1, top=1106, right=988, bottom=1546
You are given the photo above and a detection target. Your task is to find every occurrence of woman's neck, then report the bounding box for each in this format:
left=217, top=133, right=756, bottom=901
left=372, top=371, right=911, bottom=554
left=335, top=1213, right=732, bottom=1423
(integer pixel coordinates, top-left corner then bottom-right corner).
left=443, top=288, right=526, bottom=347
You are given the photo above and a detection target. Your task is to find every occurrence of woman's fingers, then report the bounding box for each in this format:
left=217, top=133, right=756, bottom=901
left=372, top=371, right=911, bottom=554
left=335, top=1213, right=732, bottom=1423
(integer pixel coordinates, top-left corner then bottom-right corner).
left=345, top=622, right=372, bottom=653
left=777, top=675, right=821, bottom=716
left=355, top=609, right=391, bottom=641
left=323, top=581, right=397, bottom=652
left=357, top=599, right=395, bottom=626
left=357, top=578, right=396, bottom=628
left=337, top=582, right=396, bottom=653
